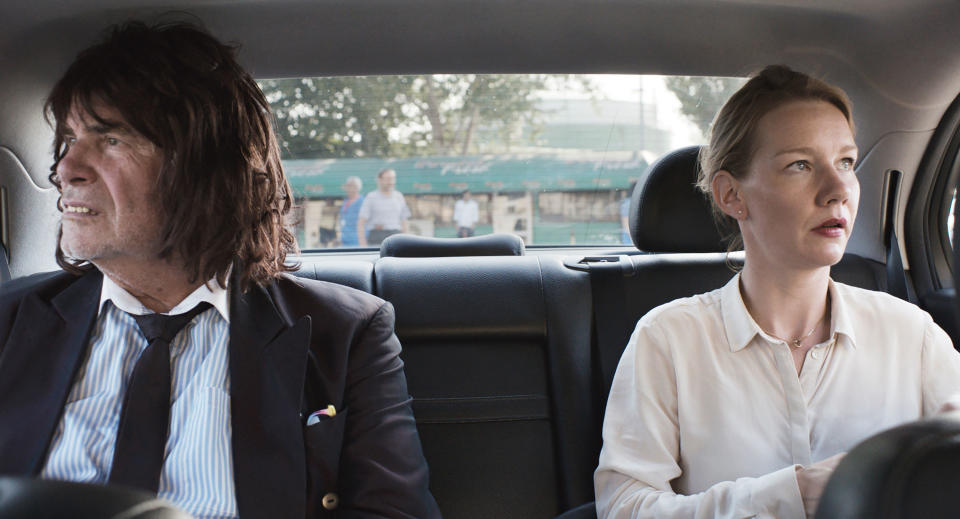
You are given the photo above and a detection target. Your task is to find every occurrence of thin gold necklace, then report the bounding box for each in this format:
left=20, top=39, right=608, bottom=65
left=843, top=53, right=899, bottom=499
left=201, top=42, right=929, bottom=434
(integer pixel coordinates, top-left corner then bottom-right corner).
left=770, top=314, right=826, bottom=349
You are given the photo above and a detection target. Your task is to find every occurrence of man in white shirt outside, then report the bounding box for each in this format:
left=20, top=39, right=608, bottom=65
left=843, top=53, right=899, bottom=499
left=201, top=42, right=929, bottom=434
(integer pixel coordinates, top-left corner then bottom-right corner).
left=453, top=189, right=479, bottom=238
left=357, top=168, right=411, bottom=246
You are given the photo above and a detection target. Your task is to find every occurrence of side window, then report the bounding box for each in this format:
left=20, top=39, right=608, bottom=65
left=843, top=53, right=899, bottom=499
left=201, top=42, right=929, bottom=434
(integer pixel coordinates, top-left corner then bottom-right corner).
left=258, top=74, right=745, bottom=250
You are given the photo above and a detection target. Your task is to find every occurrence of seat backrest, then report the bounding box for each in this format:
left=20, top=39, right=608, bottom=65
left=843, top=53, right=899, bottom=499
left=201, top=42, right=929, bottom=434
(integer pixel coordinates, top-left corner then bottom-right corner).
left=291, top=258, right=375, bottom=293
left=375, top=255, right=596, bottom=519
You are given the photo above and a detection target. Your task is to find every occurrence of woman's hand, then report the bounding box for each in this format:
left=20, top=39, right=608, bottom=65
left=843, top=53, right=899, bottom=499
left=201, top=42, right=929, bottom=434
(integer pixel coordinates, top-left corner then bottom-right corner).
left=937, top=395, right=960, bottom=413
left=796, top=452, right=846, bottom=518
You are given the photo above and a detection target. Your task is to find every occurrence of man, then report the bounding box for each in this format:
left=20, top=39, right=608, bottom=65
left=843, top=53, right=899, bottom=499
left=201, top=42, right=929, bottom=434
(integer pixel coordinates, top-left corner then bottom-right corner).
left=357, top=169, right=411, bottom=246
left=338, top=176, right=364, bottom=247
left=0, top=21, right=440, bottom=519
left=453, top=190, right=479, bottom=238
left=620, top=181, right=637, bottom=245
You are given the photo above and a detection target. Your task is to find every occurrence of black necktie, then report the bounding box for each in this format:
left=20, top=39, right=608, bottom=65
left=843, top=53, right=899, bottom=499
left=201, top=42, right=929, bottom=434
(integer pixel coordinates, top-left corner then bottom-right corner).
left=108, top=302, right=212, bottom=493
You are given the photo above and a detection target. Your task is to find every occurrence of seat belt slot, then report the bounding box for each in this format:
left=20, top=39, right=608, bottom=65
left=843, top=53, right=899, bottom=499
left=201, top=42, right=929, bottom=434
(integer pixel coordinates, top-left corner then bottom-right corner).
left=881, top=170, right=912, bottom=302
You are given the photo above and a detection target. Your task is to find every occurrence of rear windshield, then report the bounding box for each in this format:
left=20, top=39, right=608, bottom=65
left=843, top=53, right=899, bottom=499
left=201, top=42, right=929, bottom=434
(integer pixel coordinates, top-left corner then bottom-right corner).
left=258, top=74, right=745, bottom=249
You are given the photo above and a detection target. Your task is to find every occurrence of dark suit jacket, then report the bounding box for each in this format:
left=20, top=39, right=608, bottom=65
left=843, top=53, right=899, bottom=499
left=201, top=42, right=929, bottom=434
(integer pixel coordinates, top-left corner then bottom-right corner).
left=0, top=269, right=441, bottom=518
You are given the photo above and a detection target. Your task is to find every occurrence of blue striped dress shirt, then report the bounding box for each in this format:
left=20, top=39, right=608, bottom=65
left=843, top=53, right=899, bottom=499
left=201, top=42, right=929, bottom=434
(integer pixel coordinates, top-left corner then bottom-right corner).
left=41, top=275, right=238, bottom=519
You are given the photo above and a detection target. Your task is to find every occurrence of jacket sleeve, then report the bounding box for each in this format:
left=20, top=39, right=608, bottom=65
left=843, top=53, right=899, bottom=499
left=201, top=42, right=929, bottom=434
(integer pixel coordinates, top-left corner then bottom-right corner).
left=335, top=301, right=441, bottom=518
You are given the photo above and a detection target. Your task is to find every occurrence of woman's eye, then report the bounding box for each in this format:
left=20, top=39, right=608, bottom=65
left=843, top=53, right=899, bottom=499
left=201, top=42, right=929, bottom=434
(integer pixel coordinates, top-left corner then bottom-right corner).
left=789, top=160, right=809, bottom=171
left=839, top=158, right=855, bottom=170
left=106, top=137, right=120, bottom=146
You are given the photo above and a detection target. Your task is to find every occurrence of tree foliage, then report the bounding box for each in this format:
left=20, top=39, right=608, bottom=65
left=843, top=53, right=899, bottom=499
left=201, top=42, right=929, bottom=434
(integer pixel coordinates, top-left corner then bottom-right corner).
left=664, top=76, right=745, bottom=136
left=259, top=74, right=593, bottom=159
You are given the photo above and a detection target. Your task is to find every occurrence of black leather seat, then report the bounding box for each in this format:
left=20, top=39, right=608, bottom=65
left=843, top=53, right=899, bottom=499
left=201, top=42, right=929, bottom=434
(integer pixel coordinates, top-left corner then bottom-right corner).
left=375, top=255, right=595, bottom=518
left=553, top=501, right=597, bottom=519
left=816, top=414, right=960, bottom=519
left=0, top=477, right=192, bottom=518
left=629, top=145, right=724, bottom=252
left=290, top=258, right=374, bottom=293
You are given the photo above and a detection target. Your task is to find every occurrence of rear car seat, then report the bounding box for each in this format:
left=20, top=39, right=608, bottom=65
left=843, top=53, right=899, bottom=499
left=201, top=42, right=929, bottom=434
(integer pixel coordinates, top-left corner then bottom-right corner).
left=296, top=237, right=597, bottom=518
left=376, top=255, right=595, bottom=519
left=289, top=258, right=375, bottom=293
left=290, top=144, right=889, bottom=519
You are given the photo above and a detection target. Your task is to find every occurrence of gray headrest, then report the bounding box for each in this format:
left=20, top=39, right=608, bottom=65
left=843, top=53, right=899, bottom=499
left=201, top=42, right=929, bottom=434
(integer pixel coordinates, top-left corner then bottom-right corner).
left=629, top=145, right=728, bottom=252
left=380, top=233, right=525, bottom=257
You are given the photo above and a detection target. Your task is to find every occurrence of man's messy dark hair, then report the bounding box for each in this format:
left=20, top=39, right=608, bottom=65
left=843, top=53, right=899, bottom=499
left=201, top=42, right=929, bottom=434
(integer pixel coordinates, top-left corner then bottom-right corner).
left=46, top=20, right=298, bottom=291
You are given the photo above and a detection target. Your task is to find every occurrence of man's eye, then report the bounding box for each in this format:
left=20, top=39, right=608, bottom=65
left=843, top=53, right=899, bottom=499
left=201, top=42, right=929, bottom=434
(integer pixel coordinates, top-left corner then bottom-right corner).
left=106, top=137, right=120, bottom=146
left=839, top=158, right=855, bottom=170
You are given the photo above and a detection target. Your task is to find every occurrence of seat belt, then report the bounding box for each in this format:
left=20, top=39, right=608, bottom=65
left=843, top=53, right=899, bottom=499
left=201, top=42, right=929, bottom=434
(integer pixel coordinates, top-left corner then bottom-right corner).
left=883, top=170, right=913, bottom=302
left=0, top=185, right=9, bottom=283
left=885, top=226, right=911, bottom=302
left=0, top=244, right=10, bottom=283
left=568, top=256, right=637, bottom=418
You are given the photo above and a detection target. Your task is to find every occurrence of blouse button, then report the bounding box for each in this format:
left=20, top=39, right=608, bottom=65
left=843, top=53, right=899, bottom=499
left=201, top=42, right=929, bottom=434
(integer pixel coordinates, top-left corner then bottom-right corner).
left=812, top=350, right=822, bottom=360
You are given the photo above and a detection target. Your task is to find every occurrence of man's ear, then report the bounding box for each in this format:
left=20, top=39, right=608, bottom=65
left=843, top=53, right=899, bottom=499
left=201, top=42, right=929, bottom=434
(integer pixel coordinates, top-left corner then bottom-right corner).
left=711, top=170, right=745, bottom=220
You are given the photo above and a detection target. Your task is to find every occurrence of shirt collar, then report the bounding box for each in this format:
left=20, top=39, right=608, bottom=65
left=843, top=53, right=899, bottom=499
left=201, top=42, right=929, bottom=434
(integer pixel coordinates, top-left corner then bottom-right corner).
left=720, top=272, right=854, bottom=352
left=827, top=277, right=857, bottom=349
left=721, top=273, right=758, bottom=353
left=98, top=274, right=231, bottom=322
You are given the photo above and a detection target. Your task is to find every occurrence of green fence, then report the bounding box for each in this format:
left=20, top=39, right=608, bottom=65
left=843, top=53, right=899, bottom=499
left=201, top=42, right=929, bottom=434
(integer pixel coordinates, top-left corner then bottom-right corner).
left=284, top=155, right=646, bottom=197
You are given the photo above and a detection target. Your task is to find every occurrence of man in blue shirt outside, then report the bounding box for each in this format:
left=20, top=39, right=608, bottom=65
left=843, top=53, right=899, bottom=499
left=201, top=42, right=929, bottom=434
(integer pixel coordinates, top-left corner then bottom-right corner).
left=338, top=176, right=364, bottom=247
left=620, top=181, right=637, bottom=245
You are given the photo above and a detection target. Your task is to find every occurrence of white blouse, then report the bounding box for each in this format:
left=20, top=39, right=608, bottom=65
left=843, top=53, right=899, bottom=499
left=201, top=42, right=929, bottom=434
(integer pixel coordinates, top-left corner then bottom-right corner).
left=595, top=274, right=960, bottom=519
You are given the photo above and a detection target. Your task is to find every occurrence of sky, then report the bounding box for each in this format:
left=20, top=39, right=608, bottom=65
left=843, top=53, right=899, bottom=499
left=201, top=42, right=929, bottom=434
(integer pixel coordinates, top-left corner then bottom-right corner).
left=567, top=74, right=705, bottom=146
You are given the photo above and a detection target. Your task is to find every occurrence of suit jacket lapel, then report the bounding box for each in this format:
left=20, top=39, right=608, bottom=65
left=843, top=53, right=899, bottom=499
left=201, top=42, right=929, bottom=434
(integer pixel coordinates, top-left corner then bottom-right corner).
left=0, top=270, right=101, bottom=474
left=229, top=280, right=311, bottom=519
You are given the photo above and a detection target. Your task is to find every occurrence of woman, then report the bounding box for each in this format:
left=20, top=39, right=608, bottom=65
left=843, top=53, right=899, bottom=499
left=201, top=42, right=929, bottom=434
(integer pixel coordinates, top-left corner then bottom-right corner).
left=595, top=65, right=960, bottom=519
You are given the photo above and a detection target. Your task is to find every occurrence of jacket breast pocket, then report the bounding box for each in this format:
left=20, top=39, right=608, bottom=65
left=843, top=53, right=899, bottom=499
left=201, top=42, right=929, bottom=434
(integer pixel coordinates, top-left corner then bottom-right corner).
left=304, top=407, right=348, bottom=508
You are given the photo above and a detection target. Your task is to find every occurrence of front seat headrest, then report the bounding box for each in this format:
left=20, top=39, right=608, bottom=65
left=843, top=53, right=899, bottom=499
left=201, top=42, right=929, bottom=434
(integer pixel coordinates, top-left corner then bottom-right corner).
left=0, top=477, right=193, bottom=518
left=816, top=414, right=960, bottom=519
left=629, top=145, right=728, bottom=252
left=380, top=232, right=525, bottom=257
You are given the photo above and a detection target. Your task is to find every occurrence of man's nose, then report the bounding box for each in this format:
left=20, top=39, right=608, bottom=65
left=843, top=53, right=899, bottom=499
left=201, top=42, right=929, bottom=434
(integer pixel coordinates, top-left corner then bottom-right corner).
left=55, top=142, right=93, bottom=186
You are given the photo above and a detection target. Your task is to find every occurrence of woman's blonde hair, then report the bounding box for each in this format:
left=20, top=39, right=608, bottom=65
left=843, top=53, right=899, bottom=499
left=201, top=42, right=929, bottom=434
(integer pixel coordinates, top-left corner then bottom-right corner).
left=697, top=65, right=854, bottom=252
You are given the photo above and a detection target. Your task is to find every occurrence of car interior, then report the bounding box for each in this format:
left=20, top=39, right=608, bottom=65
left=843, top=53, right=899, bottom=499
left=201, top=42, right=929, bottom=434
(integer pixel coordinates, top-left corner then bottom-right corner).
left=3, top=0, right=960, bottom=518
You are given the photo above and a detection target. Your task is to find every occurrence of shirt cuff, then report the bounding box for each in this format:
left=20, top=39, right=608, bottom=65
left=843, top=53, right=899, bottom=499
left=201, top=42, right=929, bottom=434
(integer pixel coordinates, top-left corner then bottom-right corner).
left=746, top=464, right=805, bottom=519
